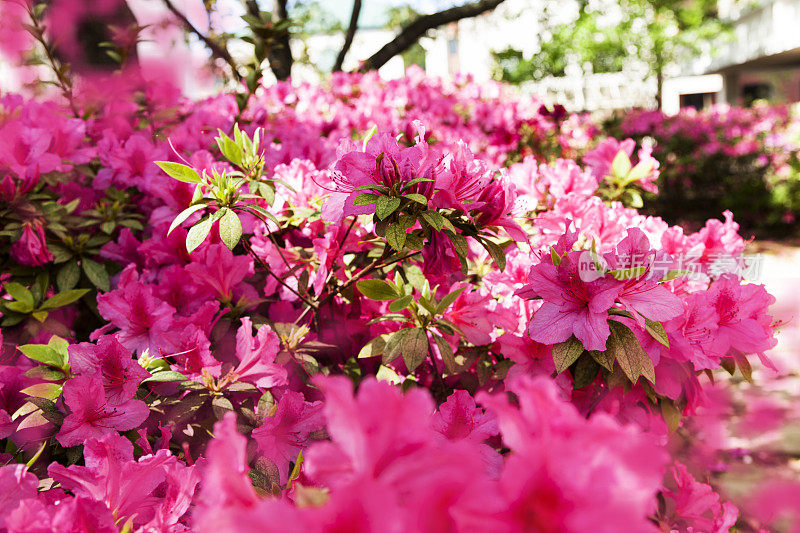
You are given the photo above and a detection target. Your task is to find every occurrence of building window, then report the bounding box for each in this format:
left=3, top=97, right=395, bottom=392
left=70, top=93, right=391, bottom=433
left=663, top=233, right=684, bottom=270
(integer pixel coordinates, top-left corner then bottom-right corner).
left=742, top=83, right=772, bottom=106
left=448, top=38, right=458, bottom=56
left=679, top=92, right=717, bottom=110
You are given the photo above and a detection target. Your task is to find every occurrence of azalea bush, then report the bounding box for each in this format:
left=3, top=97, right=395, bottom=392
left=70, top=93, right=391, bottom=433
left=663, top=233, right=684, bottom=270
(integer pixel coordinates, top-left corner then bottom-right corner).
left=0, top=2, right=797, bottom=532
left=604, top=104, right=800, bottom=235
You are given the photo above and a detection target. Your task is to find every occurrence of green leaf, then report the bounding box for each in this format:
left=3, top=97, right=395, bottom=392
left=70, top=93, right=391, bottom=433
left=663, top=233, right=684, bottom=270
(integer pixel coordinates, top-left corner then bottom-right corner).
left=482, top=239, right=507, bottom=271
left=571, top=352, right=600, bottom=388
left=356, top=279, right=399, bottom=301
left=550, top=246, right=562, bottom=266
left=81, top=258, right=110, bottom=292
left=385, top=223, right=407, bottom=251
left=288, top=450, right=304, bottom=484
left=57, top=260, right=80, bottom=291
left=383, top=328, right=412, bottom=364
left=352, top=184, right=388, bottom=192
left=19, top=344, right=66, bottom=368
left=212, top=395, right=234, bottom=419
left=608, top=266, right=647, bottom=280
left=661, top=269, right=688, bottom=281
left=606, top=320, right=655, bottom=385
left=611, top=150, right=631, bottom=178
left=734, top=353, right=752, bottom=382
left=420, top=210, right=444, bottom=231
left=216, top=132, right=244, bottom=166
left=626, top=160, right=653, bottom=183
left=388, top=294, right=413, bottom=312
left=353, top=193, right=379, bottom=206
left=376, top=364, right=403, bottom=384
left=39, top=289, right=90, bottom=310
left=434, top=318, right=465, bottom=337
left=218, top=209, right=243, bottom=250
left=401, top=177, right=434, bottom=190
left=397, top=214, right=417, bottom=229
left=444, top=230, right=468, bottom=259
left=31, top=273, right=48, bottom=302
left=358, top=335, right=388, bottom=359
left=625, top=190, right=643, bottom=208
left=401, top=327, right=429, bottom=373
left=20, top=383, right=62, bottom=400
left=366, top=313, right=409, bottom=325
left=5, top=301, right=33, bottom=314
left=404, top=193, right=428, bottom=205
left=258, top=182, right=276, bottom=205
left=4, top=282, right=34, bottom=310
left=168, top=204, right=208, bottom=235
left=240, top=204, right=280, bottom=226
left=155, top=161, right=201, bottom=183
left=404, top=232, right=424, bottom=250
left=375, top=196, right=401, bottom=220
left=186, top=215, right=214, bottom=253
left=404, top=264, right=427, bottom=292
left=719, top=357, right=736, bottom=375
left=24, top=366, right=66, bottom=381
left=143, top=371, right=188, bottom=383
left=660, top=400, right=682, bottom=432
left=552, top=336, right=584, bottom=374
left=589, top=349, right=615, bottom=371
left=433, top=334, right=458, bottom=373
left=643, top=317, right=669, bottom=348
left=435, top=287, right=466, bottom=315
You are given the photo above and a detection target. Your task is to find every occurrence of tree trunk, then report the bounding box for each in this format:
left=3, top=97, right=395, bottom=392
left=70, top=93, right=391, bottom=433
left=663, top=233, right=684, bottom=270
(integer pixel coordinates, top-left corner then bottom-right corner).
left=333, top=0, right=362, bottom=72
left=266, top=0, right=293, bottom=80
left=656, top=68, right=663, bottom=110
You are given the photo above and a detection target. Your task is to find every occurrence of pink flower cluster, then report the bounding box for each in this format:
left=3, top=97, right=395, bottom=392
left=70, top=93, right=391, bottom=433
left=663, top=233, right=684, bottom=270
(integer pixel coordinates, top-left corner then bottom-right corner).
left=0, top=36, right=788, bottom=530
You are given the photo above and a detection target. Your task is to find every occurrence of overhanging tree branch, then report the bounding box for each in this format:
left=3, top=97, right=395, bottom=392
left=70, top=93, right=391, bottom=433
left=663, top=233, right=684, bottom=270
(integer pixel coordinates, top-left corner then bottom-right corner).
left=245, top=0, right=293, bottom=80
left=333, top=0, right=361, bottom=72
left=162, top=0, right=241, bottom=80
left=358, top=0, right=506, bottom=72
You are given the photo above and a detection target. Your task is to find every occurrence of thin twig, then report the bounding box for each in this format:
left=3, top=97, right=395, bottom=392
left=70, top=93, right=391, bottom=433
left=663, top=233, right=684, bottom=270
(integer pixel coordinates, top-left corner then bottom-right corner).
left=162, top=0, right=242, bottom=81
left=241, top=239, right=316, bottom=308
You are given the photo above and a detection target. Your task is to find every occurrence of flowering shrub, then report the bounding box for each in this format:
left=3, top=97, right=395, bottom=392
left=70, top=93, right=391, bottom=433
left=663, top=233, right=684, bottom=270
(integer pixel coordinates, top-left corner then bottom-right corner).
left=0, top=3, right=794, bottom=531
left=604, top=104, right=800, bottom=234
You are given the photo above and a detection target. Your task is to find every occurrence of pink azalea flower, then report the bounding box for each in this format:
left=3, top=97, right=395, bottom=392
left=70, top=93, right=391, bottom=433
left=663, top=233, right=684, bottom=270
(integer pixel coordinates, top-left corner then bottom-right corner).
left=472, top=175, right=527, bottom=241
left=519, top=250, right=621, bottom=351
left=68, top=335, right=150, bottom=403
left=96, top=265, right=179, bottom=355
left=707, top=275, right=776, bottom=364
left=663, top=462, right=738, bottom=532
left=583, top=137, right=636, bottom=180
left=431, top=389, right=501, bottom=475
left=605, top=228, right=683, bottom=323
left=432, top=389, right=498, bottom=442
left=666, top=292, right=722, bottom=370
left=6, top=496, right=118, bottom=533
left=10, top=221, right=53, bottom=267
left=232, top=317, right=288, bottom=389
left=431, top=140, right=492, bottom=212
left=321, top=128, right=438, bottom=222
left=185, top=243, right=256, bottom=303
left=0, top=464, right=38, bottom=530
left=194, top=414, right=261, bottom=528
left=49, top=433, right=193, bottom=529
left=252, top=390, right=325, bottom=484
left=56, top=375, right=150, bottom=447
left=443, top=288, right=518, bottom=345
left=475, top=375, right=667, bottom=532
